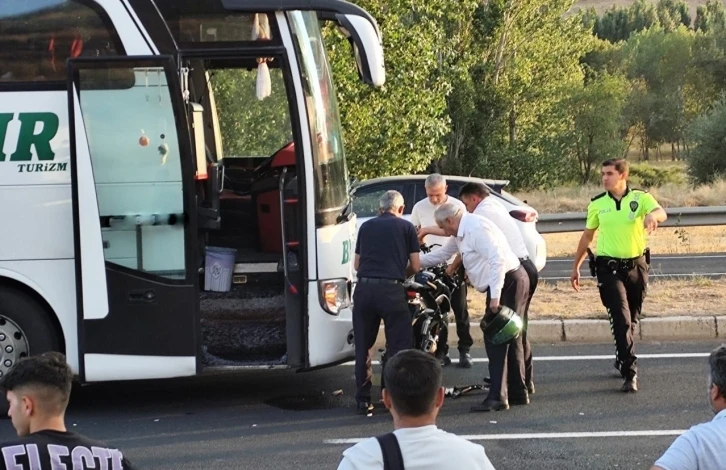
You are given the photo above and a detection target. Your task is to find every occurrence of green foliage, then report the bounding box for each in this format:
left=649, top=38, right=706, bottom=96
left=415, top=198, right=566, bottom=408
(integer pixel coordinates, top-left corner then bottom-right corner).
left=441, top=0, right=594, bottom=190
left=620, top=26, right=693, bottom=159
left=557, top=72, right=630, bottom=183
left=211, top=68, right=292, bottom=158
left=686, top=95, right=726, bottom=183
left=323, top=0, right=478, bottom=180
left=694, top=0, right=726, bottom=32
left=591, top=0, right=690, bottom=42
left=628, top=163, right=686, bottom=187
left=205, top=0, right=726, bottom=192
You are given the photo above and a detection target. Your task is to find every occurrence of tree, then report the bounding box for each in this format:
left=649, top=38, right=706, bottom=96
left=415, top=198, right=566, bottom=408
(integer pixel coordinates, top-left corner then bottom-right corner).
left=212, top=69, right=293, bottom=158
left=323, top=0, right=477, bottom=180
left=686, top=95, right=726, bottom=183
left=558, top=73, right=630, bottom=183
left=442, top=0, right=595, bottom=190
left=694, top=0, right=726, bottom=32
left=621, top=26, right=694, bottom=160
left=656, top=0, right=691, bottom=31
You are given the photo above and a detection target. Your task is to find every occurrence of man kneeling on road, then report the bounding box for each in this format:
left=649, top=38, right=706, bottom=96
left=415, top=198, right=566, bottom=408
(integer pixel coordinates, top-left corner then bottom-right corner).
left=336, top=349, right=496, bottom=469
left=0, top=352, right=137, bottom=469
left=419, top=204, right=529, bottom=412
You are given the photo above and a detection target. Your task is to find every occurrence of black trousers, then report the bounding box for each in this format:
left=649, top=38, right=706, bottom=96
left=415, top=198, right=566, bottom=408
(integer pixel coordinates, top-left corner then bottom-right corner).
left=596, top=258, right=648, bottom=380
left=352, top=282, right=414, bottom=403
left=520, top=258, right=539, bottom=387
left=438, top=264, right=474, bottom=356
left=484, top=266, right=530, bottom=402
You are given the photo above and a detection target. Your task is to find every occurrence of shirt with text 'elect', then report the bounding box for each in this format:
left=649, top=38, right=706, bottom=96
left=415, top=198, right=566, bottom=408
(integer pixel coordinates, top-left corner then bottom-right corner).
left=419, top=212, right=519, bottom=297
left=0, top=430, right=136, bottom=470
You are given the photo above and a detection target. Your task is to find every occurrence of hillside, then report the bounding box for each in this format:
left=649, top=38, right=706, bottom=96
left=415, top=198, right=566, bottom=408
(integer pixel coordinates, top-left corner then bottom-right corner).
left=572, top=0, right=710, bottom=17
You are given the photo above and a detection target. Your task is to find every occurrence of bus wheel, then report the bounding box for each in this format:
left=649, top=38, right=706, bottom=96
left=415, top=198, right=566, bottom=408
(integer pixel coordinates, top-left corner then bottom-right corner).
left=0, top=287, right=61, bottom=417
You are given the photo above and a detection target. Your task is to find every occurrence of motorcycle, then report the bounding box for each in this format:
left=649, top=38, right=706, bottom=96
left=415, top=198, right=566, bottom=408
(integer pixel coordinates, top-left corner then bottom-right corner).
left=379, top=244, right=459, bottom=362
left=379, top=243, right=486, bottom=400
left=404, top=243, right=460, bottom=356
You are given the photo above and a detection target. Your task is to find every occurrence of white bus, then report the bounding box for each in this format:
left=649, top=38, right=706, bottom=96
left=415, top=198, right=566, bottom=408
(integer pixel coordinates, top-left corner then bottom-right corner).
left=0, top=0, right=384, bottom=383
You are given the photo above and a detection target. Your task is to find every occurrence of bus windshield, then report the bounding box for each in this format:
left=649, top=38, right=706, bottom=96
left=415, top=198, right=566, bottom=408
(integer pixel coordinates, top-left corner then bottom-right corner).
left=288, top=11, right=349, bottom=226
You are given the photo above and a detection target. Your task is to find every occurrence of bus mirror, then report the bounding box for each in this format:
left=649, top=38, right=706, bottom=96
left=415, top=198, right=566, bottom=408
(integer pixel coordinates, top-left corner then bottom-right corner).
left=334, top=14, right=385, bottom=87
left=190, top=102, right=208, bottom=180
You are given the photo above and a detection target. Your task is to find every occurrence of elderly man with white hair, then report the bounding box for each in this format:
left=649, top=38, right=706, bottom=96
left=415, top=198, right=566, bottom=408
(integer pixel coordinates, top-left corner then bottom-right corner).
left=353, top=190, right=421, bottom=415
left=419, top=203, right=530, bottom=412
left=411, top=174, right=473, bottom=369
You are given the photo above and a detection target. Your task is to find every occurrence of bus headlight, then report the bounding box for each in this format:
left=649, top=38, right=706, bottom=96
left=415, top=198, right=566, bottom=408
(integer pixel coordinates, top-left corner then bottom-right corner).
left=319, top=279, right=351, bottom=315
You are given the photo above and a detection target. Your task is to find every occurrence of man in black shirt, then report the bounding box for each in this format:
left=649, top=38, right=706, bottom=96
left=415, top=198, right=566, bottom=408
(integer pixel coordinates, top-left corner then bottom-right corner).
left=353, top=190, right=420, bottom=415
left=0, top=352, right=137, bottom=469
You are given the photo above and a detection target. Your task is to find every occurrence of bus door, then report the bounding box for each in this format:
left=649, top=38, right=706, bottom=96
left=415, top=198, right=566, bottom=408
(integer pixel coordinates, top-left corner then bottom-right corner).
left=67, top=56, right=200, bottom=382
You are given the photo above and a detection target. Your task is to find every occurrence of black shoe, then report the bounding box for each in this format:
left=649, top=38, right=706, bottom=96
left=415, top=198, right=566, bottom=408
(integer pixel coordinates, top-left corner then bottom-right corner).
left=621, top=376, right=638, bottom=393
left=509, top=392, right=530, bottom=406
left=438, top=354, right=452, bottom=367
left=471, top=398, right=509, bottom=412
left=527, top=381, right=535, bottom=395
left=458, top=351, right=473, bottom=368
left=356, top=401, right=374, bottom=415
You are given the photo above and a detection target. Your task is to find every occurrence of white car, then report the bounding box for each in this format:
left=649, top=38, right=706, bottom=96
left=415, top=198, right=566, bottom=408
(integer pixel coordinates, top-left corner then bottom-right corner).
left=350, top=175, right=547, bottom=271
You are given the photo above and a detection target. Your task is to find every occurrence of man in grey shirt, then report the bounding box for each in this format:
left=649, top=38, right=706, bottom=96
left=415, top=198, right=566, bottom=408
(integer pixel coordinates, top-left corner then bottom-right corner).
left=651, top=344, right=726, bottom=470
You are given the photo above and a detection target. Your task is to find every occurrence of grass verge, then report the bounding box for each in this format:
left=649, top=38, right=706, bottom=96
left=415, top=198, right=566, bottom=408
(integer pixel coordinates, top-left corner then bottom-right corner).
left=513, top=179, right=726, bottom=214
left=467, top=277, right=726, bottom=321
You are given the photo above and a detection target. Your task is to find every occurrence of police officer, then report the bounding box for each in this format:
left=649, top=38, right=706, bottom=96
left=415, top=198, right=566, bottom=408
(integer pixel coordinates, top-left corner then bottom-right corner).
left=570, top=158, right=667, bottom=393
left=458, top=181, right=539, bottom=395
left=353, top=190, right=420, bottom=414
left=420, top=203, right=529, bottom=412
left=413, top=174, right=473, bottom=368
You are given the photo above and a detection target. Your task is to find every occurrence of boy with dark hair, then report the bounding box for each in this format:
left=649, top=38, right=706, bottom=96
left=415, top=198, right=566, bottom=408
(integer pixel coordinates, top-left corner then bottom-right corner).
left=0, top=352, right=137, bottom=469
left=337, top=349, right=496, bottom=469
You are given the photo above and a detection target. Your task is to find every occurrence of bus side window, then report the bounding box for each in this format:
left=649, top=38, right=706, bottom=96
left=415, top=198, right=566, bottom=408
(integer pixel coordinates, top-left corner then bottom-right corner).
left=0, top=0, right=124, bottom=84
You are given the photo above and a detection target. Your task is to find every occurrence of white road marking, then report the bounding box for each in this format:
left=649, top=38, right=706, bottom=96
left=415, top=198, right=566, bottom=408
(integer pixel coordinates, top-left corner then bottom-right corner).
left=323, top=430, right=687, bottom=444
left=341, top=352, right=710, bottom=366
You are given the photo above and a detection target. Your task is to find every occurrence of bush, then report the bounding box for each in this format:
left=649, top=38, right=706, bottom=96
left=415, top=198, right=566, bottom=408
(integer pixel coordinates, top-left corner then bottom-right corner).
left=628, top=163, right=686, bottom=187
left=686, top=96, right=726, bottom=184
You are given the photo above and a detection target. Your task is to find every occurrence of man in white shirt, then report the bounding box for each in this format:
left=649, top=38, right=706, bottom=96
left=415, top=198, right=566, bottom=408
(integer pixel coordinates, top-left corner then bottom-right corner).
left=458, top=182, right=539, bottom=395
left=419, top=204, right=530, bottom=412
left=410, top=174, right=473, bottom=369
left=336, top=349, right=497, bottom=470
left=651, top=345, right=726, bottom=470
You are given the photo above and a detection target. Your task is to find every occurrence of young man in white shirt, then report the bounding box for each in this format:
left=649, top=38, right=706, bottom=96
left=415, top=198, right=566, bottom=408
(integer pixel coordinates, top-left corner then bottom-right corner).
left=651, top=345, right=726, bottom=470
left=420, top=203, right=530, bottom=412
left=458, top=182, right=539, bottom=395
left=336, top=349, right=497, bottom=470
left=410, top=174, right=473, bottom=368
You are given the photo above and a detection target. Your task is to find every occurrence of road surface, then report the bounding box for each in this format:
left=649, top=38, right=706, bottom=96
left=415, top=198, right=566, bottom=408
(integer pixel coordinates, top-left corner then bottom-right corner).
left=541, top=253, right=726, bottom=281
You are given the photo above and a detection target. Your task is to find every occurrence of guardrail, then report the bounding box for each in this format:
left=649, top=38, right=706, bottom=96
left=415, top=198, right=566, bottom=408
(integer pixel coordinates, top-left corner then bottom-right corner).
left=536, top=206, right=726, bottom=234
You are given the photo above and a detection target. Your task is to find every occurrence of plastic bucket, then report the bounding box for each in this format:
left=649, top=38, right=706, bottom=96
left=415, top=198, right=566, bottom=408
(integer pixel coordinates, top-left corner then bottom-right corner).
left=204, top=246, right=237, bottom=292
